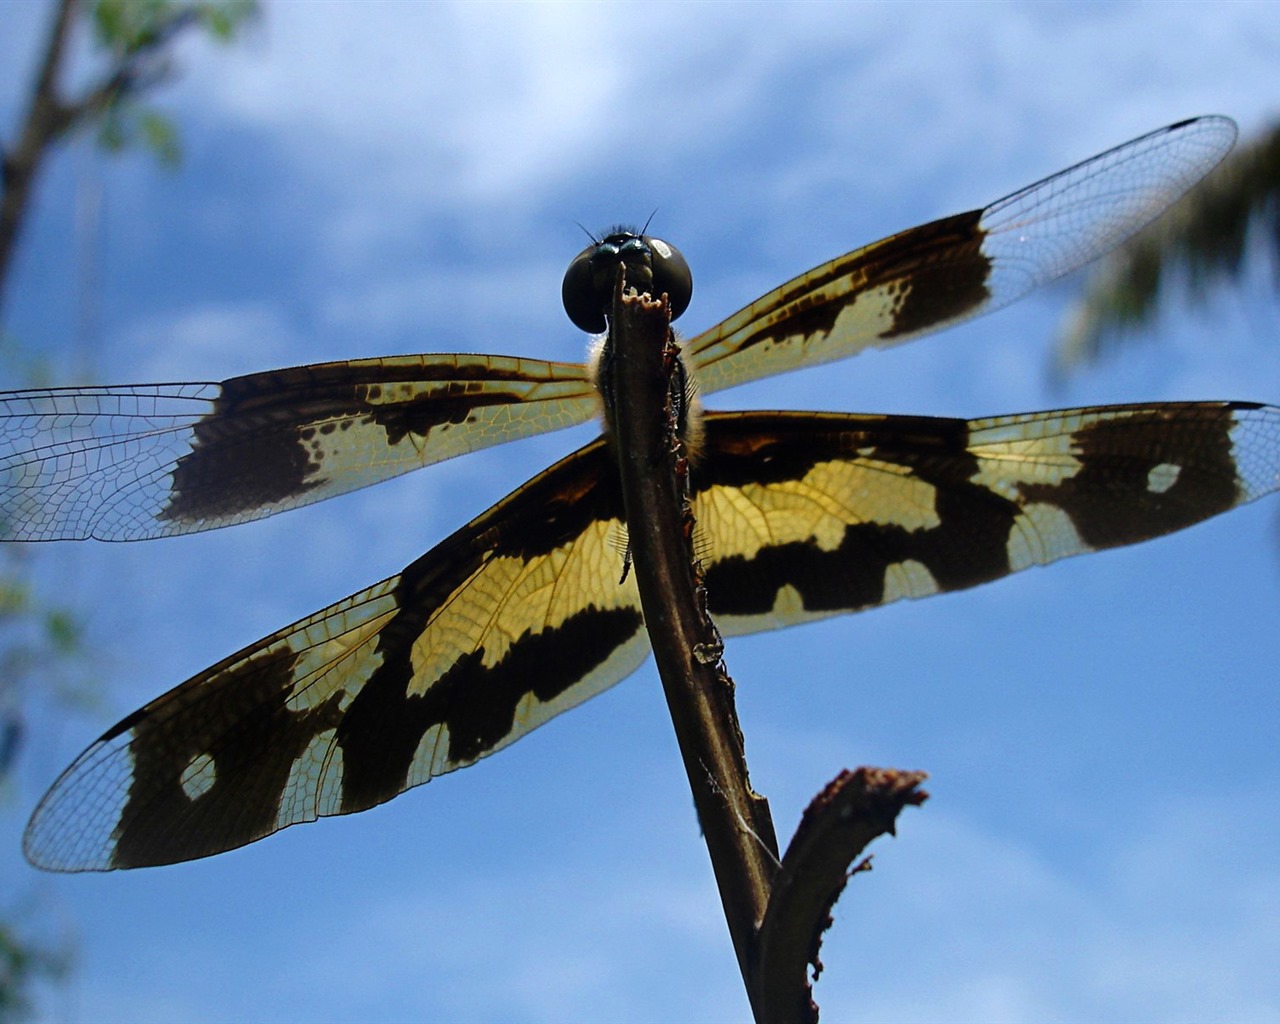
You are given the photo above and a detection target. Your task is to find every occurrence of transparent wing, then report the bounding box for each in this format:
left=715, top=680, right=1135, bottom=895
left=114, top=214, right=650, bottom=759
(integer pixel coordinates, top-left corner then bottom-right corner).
left=687, top=116, right=1237, bottom=394
left=0, top=354, right=597, bottom=541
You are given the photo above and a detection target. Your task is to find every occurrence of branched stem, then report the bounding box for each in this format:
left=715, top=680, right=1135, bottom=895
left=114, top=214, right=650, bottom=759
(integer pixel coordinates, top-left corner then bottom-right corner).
left=604, top=266, right=928, bottom=1022
left=605, top=272, right=780, bottom=1015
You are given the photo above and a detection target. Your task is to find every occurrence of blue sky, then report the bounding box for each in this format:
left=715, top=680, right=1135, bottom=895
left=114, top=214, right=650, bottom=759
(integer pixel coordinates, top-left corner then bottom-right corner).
left=3, top=2, right=1280, bottom=1021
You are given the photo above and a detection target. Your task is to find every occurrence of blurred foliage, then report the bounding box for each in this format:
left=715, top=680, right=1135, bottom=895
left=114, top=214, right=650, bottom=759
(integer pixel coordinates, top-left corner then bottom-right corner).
left=89, top=0, right=257, bottom=165
left=1055, top=120, right=1280, bottom=373
left=94, top=0, right=255, bottom=46
left=1, top=0, right=258, bottom=309
left=0, top=547, right=87, bottom=1023
left=0, top=556, right=87, bottom=776
left=0, top=904, right=74, bottom=1022
left=0, top=1, right=257, bottom=1016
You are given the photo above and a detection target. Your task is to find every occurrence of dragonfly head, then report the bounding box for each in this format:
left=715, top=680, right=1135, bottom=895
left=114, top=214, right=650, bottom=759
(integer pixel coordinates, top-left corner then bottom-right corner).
left=562, top=229, right=693, bottom=333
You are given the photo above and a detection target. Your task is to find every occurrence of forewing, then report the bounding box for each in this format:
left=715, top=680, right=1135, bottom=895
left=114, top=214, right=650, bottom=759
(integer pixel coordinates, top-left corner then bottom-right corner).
left=24, top=435, right=647, bottom=870
left=0, top=354, right=596, bottom=541
left=691, top=403, right=1280, bottom=633
left=686, top=116, right=1237, bottom=395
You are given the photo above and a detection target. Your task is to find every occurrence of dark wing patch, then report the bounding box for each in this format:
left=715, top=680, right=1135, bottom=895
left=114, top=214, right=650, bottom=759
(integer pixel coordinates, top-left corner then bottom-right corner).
left=686, top=116, right=1237, bottom=395
left=0, top=355, right=596, bottom=541
left=690, top=403, right=1279, bottom=633
left=23, top=435, right=649, bottom=870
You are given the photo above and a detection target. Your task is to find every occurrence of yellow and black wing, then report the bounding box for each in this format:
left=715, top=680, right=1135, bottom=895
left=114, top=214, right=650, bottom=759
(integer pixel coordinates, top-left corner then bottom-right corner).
left=687, top=116, right=1236, bottom=394
left=23, top=433, right=642, bottom=869
left=694, top=403, right=1280, bottom=632
left=0, top=354, right=597, bottom=540
left=25, top=401, right=1279, bottom=870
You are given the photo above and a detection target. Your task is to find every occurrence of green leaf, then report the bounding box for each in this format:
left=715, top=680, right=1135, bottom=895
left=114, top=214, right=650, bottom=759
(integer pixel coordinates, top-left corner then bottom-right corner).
left=139, top=109, right=181, bottom=165
left=199, top=0, right=258, bottom=41
left=92, top=0, right=174, bottom=54
left=44, top=611, right=81, bottom=654
left=0, top=579, right=29, bottom=616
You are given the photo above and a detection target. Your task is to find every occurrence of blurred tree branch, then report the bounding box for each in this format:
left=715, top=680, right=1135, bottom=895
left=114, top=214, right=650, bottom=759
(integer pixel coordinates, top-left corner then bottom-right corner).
left=1055, top=120, right=1280, bottom=374
left=0, top=0, right=257, bottom=314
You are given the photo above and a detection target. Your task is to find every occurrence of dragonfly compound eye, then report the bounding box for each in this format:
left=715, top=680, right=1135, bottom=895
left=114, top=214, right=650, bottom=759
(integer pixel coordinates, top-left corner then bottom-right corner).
left=562, top=232, right=693, bottom=333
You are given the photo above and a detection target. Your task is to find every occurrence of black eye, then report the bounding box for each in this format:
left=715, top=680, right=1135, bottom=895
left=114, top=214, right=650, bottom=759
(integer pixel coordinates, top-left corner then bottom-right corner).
left=562, top=232, right=694, bottom=334
left=562, top=241, right=610, bottom=334
left=642, top=235, right=692, bottom=325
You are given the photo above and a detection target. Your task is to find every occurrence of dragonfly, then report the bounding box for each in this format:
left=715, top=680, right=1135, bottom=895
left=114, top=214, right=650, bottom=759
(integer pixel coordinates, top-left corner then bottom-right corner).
left=11, top=114, right=1277, bottom=872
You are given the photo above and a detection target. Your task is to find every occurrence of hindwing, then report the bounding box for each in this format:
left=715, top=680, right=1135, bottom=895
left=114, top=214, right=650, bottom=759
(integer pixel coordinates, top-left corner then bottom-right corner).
left=24, top=400, right=1279, bottom=870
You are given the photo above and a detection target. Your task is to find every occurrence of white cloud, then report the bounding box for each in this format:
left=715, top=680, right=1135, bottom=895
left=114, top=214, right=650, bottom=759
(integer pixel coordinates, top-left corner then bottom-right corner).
left=183, top=5, right=625, bottom=206
left=139, top=2, right=1280, bottom=339
left=118, top=300, right=303, bottom=380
